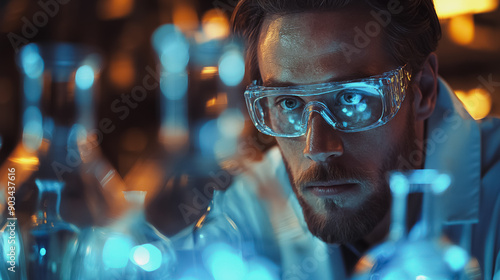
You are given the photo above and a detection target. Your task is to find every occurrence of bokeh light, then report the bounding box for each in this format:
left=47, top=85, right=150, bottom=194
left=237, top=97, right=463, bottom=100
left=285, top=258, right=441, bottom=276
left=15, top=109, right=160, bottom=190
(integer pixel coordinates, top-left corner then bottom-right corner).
left=160, top=72, right=188, bottom=101
left=75, top=65, right=95, bottom=90
left=444, top=245, right=469, bottom=271
left=203, top=243, right=246, bottom=280
left=202, top=9, right=230, bottom=41
left=102, top=235, right=133, bottom=269
left=152, top=24, right=190, bottom=73
left=218, top=49, right=245, bottom=87
left=455, top=88, right=492, bottom=120
left=434, top=0, right=498, bottom=18
left=448, top=15, right=475, bottom=45
left=20, top=44, right=44, bottom=79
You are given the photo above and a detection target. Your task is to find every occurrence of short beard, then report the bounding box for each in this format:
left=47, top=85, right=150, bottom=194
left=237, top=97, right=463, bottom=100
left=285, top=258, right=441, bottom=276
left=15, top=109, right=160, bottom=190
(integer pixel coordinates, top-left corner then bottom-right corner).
left=282, top=107, right=418, bottom=244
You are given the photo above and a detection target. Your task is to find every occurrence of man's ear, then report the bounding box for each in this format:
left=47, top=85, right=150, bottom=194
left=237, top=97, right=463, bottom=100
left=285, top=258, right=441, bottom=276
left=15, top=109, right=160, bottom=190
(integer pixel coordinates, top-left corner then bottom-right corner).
left=411, top=53, right=439, bottom=121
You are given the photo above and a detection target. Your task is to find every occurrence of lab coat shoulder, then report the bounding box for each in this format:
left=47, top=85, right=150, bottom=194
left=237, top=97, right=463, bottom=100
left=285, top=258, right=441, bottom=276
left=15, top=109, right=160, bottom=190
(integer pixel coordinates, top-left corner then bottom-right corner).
left=477, top=117, right=500, bottom=279
left=223, top=150, right=285, bottom=263
left=478, top=117, right=500, bottom=173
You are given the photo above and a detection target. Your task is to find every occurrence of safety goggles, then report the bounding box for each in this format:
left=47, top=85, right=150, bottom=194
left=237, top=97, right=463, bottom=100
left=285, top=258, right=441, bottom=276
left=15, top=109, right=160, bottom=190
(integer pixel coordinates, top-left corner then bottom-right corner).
left=244, top=65, right=411, bottom=137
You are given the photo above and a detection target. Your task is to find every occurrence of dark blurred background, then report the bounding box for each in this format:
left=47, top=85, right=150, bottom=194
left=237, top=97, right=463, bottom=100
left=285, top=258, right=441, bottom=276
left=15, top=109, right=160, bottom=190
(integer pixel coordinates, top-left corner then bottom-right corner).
left=0, top=0, right=499, bottom=234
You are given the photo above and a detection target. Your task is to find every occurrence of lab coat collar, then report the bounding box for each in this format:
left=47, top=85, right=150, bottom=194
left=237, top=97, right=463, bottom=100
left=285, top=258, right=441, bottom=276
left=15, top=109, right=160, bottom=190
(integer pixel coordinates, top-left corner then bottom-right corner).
left=424, top=77, right=481, bottom=224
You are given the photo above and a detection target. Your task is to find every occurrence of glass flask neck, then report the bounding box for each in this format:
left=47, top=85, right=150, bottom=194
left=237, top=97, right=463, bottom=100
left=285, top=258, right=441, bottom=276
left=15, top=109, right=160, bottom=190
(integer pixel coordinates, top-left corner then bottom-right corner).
left=34, top=179, right=64, bottom=222
left=209, top=190, right=225, bottom=215
left=18, top=43, right=100, bottom=152
left=121, top=191, right=147, bottom=220
left=420, top=191, right=443, bottom=240
left=388, top=174, right=409, bottom=242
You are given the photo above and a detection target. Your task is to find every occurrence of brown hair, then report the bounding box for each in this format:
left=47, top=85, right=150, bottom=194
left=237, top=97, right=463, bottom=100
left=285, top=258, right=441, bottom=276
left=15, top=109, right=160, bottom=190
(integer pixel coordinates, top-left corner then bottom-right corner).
left=231, top=0, right=441, bottom=81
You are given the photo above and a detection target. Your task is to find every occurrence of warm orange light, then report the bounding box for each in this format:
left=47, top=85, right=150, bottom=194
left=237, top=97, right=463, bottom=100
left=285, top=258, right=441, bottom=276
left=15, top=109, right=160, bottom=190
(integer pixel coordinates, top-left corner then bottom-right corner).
left=201, top=9, right=230, bottom=41
left=97, top=0, right=134, bottom=20
left=455, top=88, right=492, bottom=120
left=201, top=66, right=218, bottom=79
left=109, top=53, right=135, bottom=89
left=206, top=92, right=228, bottom=108
left=435, top=0, right=498, bottom=18
left=173, top=4, right=199, bottom=34
left=448, top=14, right=475, bottom=45
left=124, top=160, right=164, bottom=197
left=9, top=156, right=39, bottom=166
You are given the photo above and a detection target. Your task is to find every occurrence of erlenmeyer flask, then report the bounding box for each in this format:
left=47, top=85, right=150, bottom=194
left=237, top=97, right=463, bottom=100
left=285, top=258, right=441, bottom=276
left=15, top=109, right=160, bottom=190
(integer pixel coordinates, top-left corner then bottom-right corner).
left=63, top=191, right=177, bottom=280
left=4, top=42, right=127, bottom=231
left=353, top=170, right=480, bottom=280
left=24, top=179, right=79, bottom=280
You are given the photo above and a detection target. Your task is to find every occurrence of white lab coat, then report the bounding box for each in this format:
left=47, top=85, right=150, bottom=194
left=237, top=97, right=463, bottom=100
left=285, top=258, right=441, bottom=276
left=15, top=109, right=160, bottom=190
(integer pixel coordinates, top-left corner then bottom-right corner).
left=173, top=78, right=500, bottom=279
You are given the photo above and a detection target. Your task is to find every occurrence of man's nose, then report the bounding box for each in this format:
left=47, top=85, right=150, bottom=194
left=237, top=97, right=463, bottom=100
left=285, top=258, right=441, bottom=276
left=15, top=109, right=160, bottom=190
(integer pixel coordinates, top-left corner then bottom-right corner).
left=303, top=112, right=344, bottom=162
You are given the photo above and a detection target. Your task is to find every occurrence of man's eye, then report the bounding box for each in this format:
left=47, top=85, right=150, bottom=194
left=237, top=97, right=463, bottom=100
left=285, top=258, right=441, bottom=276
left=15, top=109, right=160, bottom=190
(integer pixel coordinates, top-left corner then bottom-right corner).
left=278, top=97, right=302, bottom=111
left=338, top=91, right=363, bottom=105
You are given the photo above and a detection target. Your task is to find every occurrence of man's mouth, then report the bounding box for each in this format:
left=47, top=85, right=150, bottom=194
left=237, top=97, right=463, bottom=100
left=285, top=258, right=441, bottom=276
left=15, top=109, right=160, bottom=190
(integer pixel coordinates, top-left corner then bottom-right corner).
left=304, top=181, right=358, bottom=197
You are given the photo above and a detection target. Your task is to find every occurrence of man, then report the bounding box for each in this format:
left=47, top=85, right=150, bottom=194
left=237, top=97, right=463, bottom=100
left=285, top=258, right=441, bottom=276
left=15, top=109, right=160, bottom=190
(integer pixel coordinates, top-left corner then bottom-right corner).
left=221, top=0, right=500, bottom=279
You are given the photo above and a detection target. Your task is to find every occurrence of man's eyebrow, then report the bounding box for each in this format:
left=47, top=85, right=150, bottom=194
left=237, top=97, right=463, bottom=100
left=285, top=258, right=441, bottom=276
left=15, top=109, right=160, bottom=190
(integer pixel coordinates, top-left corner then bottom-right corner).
left=262, top=72, right=377, bottom=87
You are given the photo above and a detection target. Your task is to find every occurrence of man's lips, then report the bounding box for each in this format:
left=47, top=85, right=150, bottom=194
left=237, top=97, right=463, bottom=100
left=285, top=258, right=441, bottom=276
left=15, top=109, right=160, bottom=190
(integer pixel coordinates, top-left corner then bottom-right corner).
left=304, top=181, right=358, bottom=197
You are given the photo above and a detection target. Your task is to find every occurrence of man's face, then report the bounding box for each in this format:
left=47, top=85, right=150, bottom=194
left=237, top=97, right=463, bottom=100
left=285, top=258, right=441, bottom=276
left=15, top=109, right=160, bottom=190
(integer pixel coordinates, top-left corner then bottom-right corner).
left=257, top=9, right=418, bottom=244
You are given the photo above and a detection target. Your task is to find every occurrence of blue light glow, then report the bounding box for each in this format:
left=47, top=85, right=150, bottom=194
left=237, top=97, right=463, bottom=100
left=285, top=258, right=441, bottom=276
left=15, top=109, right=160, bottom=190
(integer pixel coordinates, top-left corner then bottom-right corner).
left=131, top=245, right=150, bottom=266
left=131, top=244, right=163, bottom=272
left=218, top=50, right=245, bottom=86
left=357, top=103, right=367, bottom=112
left=152, top=24, right=190, bottom=73
left=75, top=65, right=94, bottom=90
left=432, top=174, right=451, bottom=194
left=444, top=245, right=468, bottom=271
left=102, top=235, right=133, bottom=269
left=40, top=247, right=46, bottom=256
left=390, top=173, right=409, bottom=195
left=141, top=244, right=163, bottom=272
left=161, top=72, right=188, bottom=100
left=204, top=243, right=245, bottom=280
left=20, top=44, right=44, bottom=79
